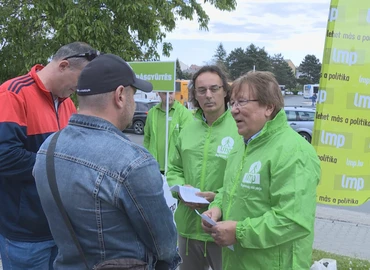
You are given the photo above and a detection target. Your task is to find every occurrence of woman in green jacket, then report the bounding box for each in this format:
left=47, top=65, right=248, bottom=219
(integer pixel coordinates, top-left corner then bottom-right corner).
left=202, top=71, right=321, bottom=270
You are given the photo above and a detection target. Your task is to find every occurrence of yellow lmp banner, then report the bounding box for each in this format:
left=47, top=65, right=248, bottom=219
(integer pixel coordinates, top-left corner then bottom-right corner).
left=312, top=0, right=370, bottom=206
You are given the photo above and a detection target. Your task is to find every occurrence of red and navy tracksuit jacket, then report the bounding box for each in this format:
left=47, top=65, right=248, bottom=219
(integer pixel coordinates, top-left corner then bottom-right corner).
left=0, top=65, right=77, bottom=242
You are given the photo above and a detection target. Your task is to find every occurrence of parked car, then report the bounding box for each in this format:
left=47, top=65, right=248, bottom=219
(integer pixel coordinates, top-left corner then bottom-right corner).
left=284, top=106, right=315, bottom=143
left=125, top=99, right=159, bottom=135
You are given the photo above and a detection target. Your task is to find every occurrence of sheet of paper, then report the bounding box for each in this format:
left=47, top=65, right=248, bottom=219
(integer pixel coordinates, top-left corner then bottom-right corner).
left=195, top=209, right=216, bottom=225
left=195, top=210, right=234, bottom=251
left=169, top=185, right=209, bottom=204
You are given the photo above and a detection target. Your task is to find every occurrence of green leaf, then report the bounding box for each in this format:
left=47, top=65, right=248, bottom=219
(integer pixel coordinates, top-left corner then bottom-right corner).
left=0, top=0, right=236, bottom=86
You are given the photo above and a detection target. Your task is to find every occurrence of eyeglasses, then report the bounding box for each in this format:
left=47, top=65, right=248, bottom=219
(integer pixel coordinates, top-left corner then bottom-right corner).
left=230, top=99, right=259, bottom=108
left=63, top=50, right=101, bottom=62
left=195, top=85, right=223, bottom=96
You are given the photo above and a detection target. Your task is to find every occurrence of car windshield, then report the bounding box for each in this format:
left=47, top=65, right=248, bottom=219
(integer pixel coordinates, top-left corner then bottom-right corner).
left=297, top=111, right=314, bottom=121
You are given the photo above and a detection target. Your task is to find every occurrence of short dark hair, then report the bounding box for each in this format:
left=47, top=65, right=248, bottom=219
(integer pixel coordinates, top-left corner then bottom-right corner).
left=189, top=65, right=230, bottom=108
left=52, top=42, right=95, bottom=68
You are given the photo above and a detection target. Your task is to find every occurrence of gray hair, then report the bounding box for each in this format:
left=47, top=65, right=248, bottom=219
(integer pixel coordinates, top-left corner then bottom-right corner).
left=52, top=42, right=95, bottom=68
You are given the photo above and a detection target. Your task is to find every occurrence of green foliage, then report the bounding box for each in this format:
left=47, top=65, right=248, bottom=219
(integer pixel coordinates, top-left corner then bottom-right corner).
left=270, top=54, right=296, bottom=89
left=213, top=42, right=227, bottom=63
left=218, top=43, right=321, bottom=88
left=176, top=58, right=183, bottom=80
left=226, top=44, right=272, bottom=80
left=245, top=44, right=272, bottom=72
left=226, top=47, right=250, bottom=80
left=70, top=93, right=78, bottom=109
left=182, top=72, right=193, bottom=80
left=213, top=43, right=229, bottom=77
left=0, top=0, right=236, bottom=83
left=298, top=54, right=322, bottom=85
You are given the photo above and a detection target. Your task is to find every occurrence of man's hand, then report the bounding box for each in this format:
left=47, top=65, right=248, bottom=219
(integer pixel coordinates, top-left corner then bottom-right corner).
left=182, top=202, right=209, bottom=210
left=201, top=208, right=222, bottom=234
left=179, top=185, right=211, bottom=210
left=196, top=191, right=217, bottom=203
left=210, top=221, right=238, bottom=247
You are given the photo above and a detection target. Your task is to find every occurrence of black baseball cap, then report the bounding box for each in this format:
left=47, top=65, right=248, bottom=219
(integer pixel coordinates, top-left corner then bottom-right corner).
left=77, top=54, right=153, bottom=96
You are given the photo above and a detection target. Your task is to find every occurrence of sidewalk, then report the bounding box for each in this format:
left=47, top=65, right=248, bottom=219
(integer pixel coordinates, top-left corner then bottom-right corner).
left=314, top=205, right=370, bottom=261
left=0, top=206, right=369, bottom=270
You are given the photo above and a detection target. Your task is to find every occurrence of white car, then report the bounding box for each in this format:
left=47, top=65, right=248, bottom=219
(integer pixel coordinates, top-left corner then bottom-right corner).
left=284, top=106, right=315, bottom=143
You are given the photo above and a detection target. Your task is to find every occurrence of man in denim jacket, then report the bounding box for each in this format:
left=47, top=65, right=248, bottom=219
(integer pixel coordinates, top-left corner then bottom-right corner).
left=33, top=54, right=181, bottom=270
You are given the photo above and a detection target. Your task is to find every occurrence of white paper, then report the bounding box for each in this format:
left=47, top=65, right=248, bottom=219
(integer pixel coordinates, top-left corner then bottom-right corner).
left=195, top=209, right=216, bottom=225
left=169, top=185, right=209, bottom=204
left=161, top=175, right=177, bottom=223
left=194, top=210, right=234, bottom=251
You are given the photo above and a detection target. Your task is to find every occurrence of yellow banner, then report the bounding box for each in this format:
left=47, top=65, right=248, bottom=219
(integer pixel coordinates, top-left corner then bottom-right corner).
left=313, top=0, right=370, bottom=206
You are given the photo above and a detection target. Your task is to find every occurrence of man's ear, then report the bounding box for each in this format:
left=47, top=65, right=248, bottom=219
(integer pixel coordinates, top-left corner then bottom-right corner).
left=265, top=104, right=275, bottom=118
left=58, top=60, right=70, bottom=72
left=114, top=85, right=125, bottom=108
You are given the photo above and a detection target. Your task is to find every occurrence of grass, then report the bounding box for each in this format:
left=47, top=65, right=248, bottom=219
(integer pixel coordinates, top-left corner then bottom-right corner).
left=313, top=249, right=370, bottom=269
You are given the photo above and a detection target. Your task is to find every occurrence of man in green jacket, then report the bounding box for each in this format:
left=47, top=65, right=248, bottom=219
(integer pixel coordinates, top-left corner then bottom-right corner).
left=167, top=66, right=244, bottom=270
left=144, top=91, right=193, bottom=174
left=202, top=71, right=321, bottom=270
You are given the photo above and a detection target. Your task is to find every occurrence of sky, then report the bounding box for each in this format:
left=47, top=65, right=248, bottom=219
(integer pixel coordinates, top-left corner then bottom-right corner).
left=160, top=0, right=331, bottom=68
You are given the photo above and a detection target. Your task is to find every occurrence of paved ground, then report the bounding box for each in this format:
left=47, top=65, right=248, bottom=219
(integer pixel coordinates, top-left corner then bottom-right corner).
left=315, top=205, right=370, bottom=261
left=0, top=205, right=368, bottom=269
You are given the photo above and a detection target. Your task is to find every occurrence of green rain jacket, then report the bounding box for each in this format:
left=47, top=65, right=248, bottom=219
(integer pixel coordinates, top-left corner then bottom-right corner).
left=167, top=109, right=244, bottom=243
left=210, top=109, right=321, bottom=270
left=143, top=100, right=193, bottom=170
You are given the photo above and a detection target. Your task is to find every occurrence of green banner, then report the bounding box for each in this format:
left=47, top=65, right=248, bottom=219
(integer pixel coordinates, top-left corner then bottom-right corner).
left=313, top=0, right=370, bottom=206
left=128, top=61, right=175, bottom=92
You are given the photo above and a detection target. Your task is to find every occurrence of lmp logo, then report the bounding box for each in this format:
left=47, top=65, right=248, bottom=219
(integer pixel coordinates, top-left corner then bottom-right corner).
left=320, top=130, right=345, bottom=148
left=317, top=90, right=327, bottom=104
left=342, top=175, right=364, bottom=191
left=242, top=161, right=261, bottom=184
left=331, top=48, right=358, bottom=66
left=354, top=93, right=370, bottom=109
left=329, top=7, right=338, bottom=22
left=216, top=137, right=234, bottom=158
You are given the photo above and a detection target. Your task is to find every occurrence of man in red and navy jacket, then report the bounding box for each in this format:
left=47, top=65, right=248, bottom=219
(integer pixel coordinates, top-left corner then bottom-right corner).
left=0, top=42, right=98, bottom=270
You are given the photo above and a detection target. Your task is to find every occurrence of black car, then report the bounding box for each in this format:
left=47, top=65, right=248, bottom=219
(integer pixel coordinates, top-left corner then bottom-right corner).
left=125, top=99, right=159, bottom=135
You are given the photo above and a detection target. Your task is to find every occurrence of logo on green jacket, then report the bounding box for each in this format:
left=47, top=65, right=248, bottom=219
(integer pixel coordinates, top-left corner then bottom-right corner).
left=216, top=137, right=235, bottom=159
left=242, top=161, right=262, bottom=189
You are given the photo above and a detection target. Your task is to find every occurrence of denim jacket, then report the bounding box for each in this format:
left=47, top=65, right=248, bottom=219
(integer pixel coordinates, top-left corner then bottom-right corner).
left=33, top=114, right=181, bottom=270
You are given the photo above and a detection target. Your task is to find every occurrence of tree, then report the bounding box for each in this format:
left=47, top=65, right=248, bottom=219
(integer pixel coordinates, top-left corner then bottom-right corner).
left=245, top=44, right=272, bottom=72
left=182, top=72, right=193, bottom=80
left=270, top=54, right=297, bottom=89
left=298, top=54, right=322, bottom=85
left=176, top=58, right=184, bottom=80
left=226, top=44, right=271, bottom=80
left=213, top=43, right=229, bottom=78
left=213, top=43, right=227, bottom=64
left=0, top=0, right=236, bottom=83
left=226, top=47, right=249, bottom=80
